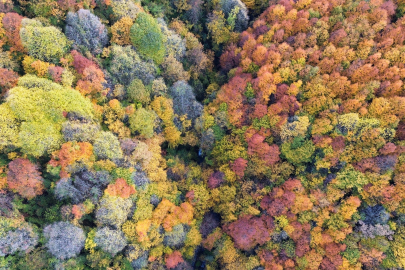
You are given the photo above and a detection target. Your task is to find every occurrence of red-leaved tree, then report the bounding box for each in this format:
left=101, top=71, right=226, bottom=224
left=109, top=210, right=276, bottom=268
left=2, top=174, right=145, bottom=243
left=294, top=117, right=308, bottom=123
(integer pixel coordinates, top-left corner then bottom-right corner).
left=7, top=158, right=44, bottom=199
left=165, top=251, right=184, bottom=269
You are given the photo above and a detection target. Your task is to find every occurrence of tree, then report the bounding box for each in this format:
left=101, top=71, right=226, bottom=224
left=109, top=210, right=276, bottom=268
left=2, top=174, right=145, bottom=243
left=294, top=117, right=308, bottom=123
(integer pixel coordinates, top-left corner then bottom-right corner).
left=129, top=108, right=157, bottom=139
left=105, top=178, right=136, bottom=199
left=62, top=120, right=100, bottom=143
left=185, top=0, right=203, bottom=24
left=95, top=196, right=133, bottom=228
left=220, top=0, right=249, bottom=32
left=127, top=79, right=150, bottom=105
left=166, top=251, right=184, bottom=269
left=161, top=54, right=190, bottom=84
left=220, top=44, right=241, bottom=72
left=71, top=50, right=98, bottom=74
left=158, top=18, right=186, bottom=61
left=2, top=12, right=25, bottom=53
left=0, top=0, right=13, bottom=12
left=0, top=226, right=38, bottom=256
left=280, top=116, right=310, bottom=142
left=207, top=10, right=232, bottom=46
left=169, top=81, right=203, bottom=121
left=55, top=169, right=111, bottom=204
left=93, top=131, right=123, bottom=160
left=7, top=158, right=44, bottom=200
left=20, top=19, right=70, bottom=64
left=5, top=75, right=94, bottom=157
left=132, top=171, right=150, bottom=189
left=47, top=66, right=64, bottom=83
left=361, top=205, right=390, bottom=225
left=108, top=45, right=157, bottom=86
left=334, top=166, right=369, bottom=192
left=94, top=227, right=127, bottom=256
left=110, top=0, right=143, bottom=20
left=130, top=12, right=165, bottom=64
left=280, top=137, right=315, bottom=165
left=231, top=157, right=248, bottom=178
left=163, top=224, right=188, bottom=249
left=151, top=77, right=167, bottom=97
left=200, top=211, right=221, bottom=238
left=43, top=222, right=85, bottom=260
left=0, top=104, right=18, bottom=154
left=129, top=249, right=149, bottom=269
left=247, top=133, right=280, bottom=165
left=65, top=9, right=108, bottom=55
left=225, top=215, right=271, bottom=251
left=111, top=17, right=133, bottom=45
left=75, top=65, right=106, bottom=96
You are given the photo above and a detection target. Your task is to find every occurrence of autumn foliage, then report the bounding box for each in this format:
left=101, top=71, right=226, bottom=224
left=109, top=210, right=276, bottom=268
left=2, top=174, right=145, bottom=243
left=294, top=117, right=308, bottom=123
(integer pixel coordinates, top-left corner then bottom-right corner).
left=7, top=158, right=44, bottom=199
left=105, top=178, right=136, bottom=199
left=4, top=0, right=405, bottom=269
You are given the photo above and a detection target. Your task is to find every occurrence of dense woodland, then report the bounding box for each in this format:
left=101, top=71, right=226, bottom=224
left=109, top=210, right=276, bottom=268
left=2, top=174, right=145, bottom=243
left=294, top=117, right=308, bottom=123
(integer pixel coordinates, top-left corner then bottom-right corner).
left=2, top=0, right=405, bottom=269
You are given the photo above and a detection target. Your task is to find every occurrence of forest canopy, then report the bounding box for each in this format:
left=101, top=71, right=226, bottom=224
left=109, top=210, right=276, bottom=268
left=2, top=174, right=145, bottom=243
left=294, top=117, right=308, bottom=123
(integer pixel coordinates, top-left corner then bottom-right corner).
left=2, top=0, right=405, bottom=269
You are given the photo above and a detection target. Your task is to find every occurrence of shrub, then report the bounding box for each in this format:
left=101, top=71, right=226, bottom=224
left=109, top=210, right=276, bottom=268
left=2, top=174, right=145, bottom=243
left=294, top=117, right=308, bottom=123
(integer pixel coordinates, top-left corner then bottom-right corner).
left=94, top=227, right=127, bottom=256
left=65, top=9, right=108, bottom=55
left=130, top=12, right=165, bottom=64
left=93, top=131, right=123, bottom=160
left=20, top=19, right=70, bottom=64
left=7, top=158, right=44, bottom=200
left=43, top=222, right=85, bottom=260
